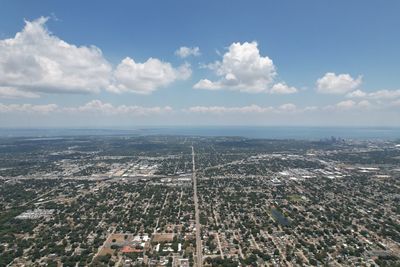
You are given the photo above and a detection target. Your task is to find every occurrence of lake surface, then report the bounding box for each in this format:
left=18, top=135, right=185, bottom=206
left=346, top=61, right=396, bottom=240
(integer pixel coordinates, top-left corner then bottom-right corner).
left=0, top=126, right=399, bottom=140
left=271, top=208, right=290, bottom=226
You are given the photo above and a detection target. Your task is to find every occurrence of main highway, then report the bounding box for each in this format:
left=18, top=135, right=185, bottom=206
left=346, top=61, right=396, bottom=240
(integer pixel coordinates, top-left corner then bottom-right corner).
left=192, top=146, right=202, bottom=267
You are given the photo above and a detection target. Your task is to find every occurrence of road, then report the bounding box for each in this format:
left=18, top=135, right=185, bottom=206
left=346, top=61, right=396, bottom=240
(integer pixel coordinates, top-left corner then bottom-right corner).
left=192, top=146, right=202, bottom=267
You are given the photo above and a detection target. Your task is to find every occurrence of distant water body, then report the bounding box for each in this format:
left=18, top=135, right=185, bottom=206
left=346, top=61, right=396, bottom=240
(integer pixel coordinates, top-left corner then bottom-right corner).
left=0, top=126, right=399, bottom=140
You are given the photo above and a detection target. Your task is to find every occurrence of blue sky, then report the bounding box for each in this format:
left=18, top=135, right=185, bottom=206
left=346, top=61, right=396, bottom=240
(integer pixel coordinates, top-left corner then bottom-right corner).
left=0, top=0, right=399, bottom=127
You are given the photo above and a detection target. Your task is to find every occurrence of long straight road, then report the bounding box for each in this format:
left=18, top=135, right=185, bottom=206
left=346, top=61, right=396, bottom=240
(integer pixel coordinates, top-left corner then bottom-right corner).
left=192, top=146, right=202, bottom=267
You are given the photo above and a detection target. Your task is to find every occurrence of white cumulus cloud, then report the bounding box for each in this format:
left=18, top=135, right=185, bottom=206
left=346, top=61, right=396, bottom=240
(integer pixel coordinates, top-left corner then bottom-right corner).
left=175, top=46, right=200, bottom=58
left=0, top=103, right=58, bottom=114
left=0, top=17, right=112, bottom=94
left=65, top=100, right=173, bottom=115
left=336, top=100, right=357, bottom=110
left=186, top=103, right=313, bottom=114
left=187, top=105, right=274, bottom=114
left=346, top=89, right=400, bottom=100
left=316, top=72, right=362, bottom=94
left=346, top=89, right=367, bottom=98
left=270, top=83, right=298, bottom=94
left=278, top=103, right=297, bottom=112
left=329, top=100, right=372, bottom=111
left=194, top=41, right=279, bottom=93
left=0, top=17, right=191, bottom=97
left=109, top=58, right=191, bottom=94
left=0, top=100, right=172, bottom=116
